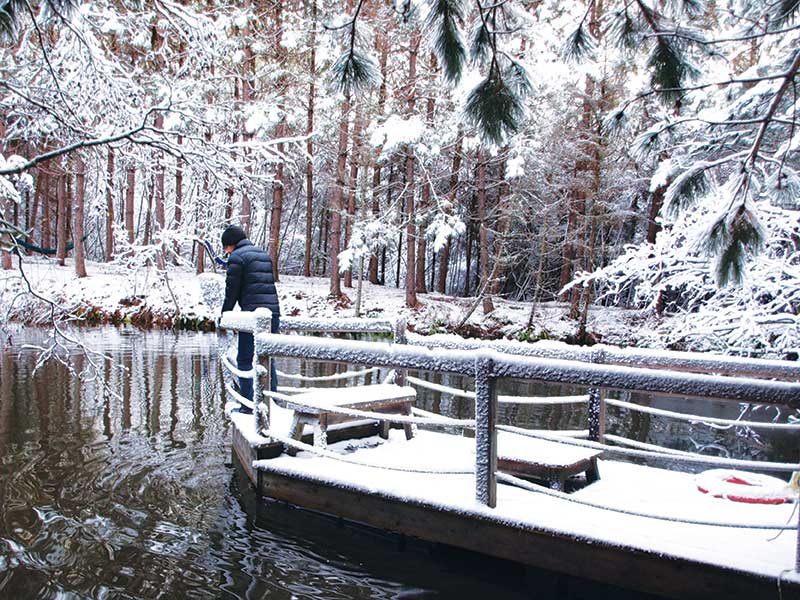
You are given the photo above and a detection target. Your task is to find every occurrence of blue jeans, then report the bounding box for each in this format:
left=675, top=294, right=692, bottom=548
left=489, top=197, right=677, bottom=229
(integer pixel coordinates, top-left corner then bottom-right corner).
left=237, top=313, right=280, bottom=401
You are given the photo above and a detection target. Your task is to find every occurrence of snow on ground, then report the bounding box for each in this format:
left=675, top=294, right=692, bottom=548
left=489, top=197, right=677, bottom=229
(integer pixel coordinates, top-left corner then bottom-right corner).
left=0, top=256, right=647, bottom=346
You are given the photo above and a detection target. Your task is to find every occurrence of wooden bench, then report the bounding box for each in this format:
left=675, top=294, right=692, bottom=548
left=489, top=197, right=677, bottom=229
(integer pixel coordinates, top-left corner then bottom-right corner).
left=282, top=384, right=417, bottom=453
left=497, top=431, right=602, bottom=491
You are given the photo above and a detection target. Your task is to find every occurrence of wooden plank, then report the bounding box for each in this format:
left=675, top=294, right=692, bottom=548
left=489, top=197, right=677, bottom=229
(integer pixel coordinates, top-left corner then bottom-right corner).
left=253, top=467, right=800, bottom=600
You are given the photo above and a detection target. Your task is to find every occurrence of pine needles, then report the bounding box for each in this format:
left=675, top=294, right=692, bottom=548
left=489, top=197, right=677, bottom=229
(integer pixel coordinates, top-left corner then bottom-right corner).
left=463, top=67, right=524, bottom=145
left=427, top=0, right=466, bottom=83
left=331, top=49, right=378, bottom=97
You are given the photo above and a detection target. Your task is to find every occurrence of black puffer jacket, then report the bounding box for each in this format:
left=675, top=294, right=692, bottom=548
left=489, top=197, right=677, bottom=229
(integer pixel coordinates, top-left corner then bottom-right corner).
left=221, top=239, right=281, bottom=315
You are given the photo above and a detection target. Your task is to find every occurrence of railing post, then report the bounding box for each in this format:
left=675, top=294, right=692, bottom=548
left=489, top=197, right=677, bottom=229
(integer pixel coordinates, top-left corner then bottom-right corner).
left=588, top=348, right=606, bottom=443
left=796, top=496, right=799, bottom=572
left=393, top=318, right=408, bottom=386
left=253, top=308, right=273, bottom=437
left=475, top=353, right=497, bottom=508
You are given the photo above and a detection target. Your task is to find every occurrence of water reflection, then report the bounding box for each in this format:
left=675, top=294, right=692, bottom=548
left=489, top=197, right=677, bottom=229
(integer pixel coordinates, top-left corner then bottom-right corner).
left=2, top=327, right=659, bottom=600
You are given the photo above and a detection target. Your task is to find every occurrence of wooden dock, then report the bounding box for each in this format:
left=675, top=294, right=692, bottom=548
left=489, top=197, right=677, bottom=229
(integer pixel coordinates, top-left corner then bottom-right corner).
left=217, top=310, right=800, bottom=600
left=231, top=416, right=800, bottom=600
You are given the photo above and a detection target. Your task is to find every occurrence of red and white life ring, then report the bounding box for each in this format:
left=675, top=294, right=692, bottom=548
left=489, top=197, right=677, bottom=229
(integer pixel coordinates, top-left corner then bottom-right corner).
left=695, top=469, right=797, bottom=505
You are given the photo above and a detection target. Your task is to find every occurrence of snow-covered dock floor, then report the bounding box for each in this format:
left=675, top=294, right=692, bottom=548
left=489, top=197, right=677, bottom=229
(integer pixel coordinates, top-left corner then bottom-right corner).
left=231, top=410, right=800, bottom=598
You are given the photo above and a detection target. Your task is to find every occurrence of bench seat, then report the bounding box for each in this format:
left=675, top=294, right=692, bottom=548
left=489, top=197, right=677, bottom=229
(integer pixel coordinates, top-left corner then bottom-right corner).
left=282, top=384, right=417, bottom=452
left=497, top=431, right=603, bottom=491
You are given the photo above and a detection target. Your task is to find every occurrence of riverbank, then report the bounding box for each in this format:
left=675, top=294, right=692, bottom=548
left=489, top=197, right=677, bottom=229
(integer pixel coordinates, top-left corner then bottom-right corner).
left=0, top=255, right=665, bottom=347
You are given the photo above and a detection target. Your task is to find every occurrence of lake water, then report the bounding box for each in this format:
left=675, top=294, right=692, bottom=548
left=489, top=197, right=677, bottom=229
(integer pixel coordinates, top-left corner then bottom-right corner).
left=1, top=326, right=791, bottom=598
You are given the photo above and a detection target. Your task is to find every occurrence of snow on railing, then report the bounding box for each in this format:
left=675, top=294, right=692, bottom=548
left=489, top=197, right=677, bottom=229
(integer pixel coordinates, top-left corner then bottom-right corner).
left=407, top=333, right=800, bottom=381
left=254, top=334, right=800, bottom=404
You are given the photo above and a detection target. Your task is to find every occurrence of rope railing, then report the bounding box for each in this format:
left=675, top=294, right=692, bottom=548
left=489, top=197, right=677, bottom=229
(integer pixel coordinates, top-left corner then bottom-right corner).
left=259, top=387, right=800, bottom=473
left=406, top=375, right=589, bottom=405
left=276, top=366, right=382, bottom=383
left=495, top=473, right=798, bottom=531
left=261, top=390, right=475, bottom=428
left=498, top=425, right=800, bottom=472
left=605, top=397, right=800, bottom=430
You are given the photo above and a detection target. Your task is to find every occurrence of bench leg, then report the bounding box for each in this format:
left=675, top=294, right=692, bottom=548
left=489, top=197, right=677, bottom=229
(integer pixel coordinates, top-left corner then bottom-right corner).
left=586, top=458, right=600, bottom=484
left=379, top=419, right=390, bottom=439
left=314, top=414, right=328, bottom=449
left=402, top=402, right=416, bottom=440
left=286, top=413, right=304, bottom=457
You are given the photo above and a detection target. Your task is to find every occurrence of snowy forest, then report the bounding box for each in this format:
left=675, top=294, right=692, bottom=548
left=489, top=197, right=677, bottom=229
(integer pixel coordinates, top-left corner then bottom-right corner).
left=0, top=0, right=799, bottom=359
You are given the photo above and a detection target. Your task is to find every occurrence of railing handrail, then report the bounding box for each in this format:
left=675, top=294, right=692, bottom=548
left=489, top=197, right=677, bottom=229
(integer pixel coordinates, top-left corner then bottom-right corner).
left=407, top=334, right=800, bottom=381
left=254, top=333, right=800, bottom=406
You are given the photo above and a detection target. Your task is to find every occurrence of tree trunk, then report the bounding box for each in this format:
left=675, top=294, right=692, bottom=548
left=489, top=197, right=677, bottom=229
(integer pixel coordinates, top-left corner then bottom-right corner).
left=29, top=169, right=43, bottom=234
left=368, top=31, right=389, bottom=285
left=647, top=185, right=664, bottom=244
left=270, top=0, right=286, bottom=281
left=125, top=165, right=135, bottom=245
left=106, top=148, right=115, bottom=261
left=329, top=95, right=350, bottom=298
left=437, top=131, right=463, bottom=294
left=240, top=29, right=253, bottom=236
left=0, top=191, right=11, bottom=268
left=56, top=170, right=67, bottom=266
left=415, top=53, right=437, bottom=294
left=464, top=193, right=475, bottom=297
left=303, top=0, right=317, bottom=278
left=143, top=174, right=153, bottom=247
left=41, top=173, right=51, bottom=251
left=74, top=155, right=87, bottom=277
left=154, top=115, right=165, bottom=233
left=174, top=135, right=183, bottom=262
left=487, top=152, right=511, bottom=300
left=403, top=30, right=420, bottom=308
left=477, top=153, right=494, bottom=314
left=344, top=107, right=364, bottom=289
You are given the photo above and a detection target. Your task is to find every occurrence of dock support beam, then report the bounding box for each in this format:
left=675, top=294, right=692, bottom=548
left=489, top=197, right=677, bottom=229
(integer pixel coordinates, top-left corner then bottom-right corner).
left=475, top=354, right=497, bottom=508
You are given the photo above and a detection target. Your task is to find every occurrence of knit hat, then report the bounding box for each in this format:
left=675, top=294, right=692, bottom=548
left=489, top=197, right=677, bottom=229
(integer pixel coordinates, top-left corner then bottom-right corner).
left=221, top=225, right=246, bottom=247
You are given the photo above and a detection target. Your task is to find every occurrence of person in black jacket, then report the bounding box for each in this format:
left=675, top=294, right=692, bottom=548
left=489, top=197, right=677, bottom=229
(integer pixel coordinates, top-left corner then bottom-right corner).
left=221, top=225, right=281, bottom=412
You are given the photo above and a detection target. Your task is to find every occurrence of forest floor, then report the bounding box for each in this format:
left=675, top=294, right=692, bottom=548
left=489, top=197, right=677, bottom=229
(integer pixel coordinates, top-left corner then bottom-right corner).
left=0, top=255, right=653, bottom=348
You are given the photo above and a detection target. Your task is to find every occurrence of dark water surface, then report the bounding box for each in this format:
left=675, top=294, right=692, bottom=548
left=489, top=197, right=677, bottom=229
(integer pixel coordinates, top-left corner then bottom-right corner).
left=1, top=325, right=763, bottom=599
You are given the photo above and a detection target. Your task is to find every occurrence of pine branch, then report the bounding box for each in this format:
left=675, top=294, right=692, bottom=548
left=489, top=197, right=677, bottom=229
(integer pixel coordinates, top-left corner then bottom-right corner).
left=328, top=0, right=377, bottom=97
left=463, top=66, right=523, bottom=145
left=331, top=48, right=378, bottom=96
left=427, top=0, right=467, bottom=83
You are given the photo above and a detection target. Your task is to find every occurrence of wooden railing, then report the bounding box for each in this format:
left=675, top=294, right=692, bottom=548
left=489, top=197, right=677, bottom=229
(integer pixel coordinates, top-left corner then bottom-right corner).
left=219, top=312, right=800, bottom=570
